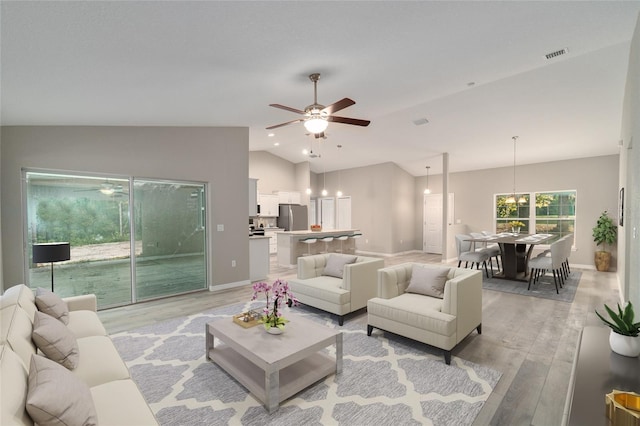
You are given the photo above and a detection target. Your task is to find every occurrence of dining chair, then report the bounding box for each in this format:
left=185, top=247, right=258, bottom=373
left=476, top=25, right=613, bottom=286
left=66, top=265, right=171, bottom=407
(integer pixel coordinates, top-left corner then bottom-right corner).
left=455, top=234, right=491, bottom=278
left=527, top=239, right=565, bottom=294
left=470, top=232, right=501, bottom=273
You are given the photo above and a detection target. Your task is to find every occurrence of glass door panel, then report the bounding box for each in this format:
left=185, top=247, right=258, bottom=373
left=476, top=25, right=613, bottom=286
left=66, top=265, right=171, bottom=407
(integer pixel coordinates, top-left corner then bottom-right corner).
left=133, top=179, right=207, bottom=301
left=25, top=172, right=132, bottom=308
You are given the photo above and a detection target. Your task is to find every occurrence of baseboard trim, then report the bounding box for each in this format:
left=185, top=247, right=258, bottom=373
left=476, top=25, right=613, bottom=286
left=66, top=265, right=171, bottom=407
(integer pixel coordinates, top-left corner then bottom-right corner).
left=209, top=280, right=250, bottom=292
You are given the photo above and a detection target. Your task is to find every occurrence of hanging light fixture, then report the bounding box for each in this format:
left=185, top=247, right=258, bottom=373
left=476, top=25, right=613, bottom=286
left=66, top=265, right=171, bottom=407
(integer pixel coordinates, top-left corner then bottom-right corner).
left=336, top=145, right=343, bottom=197
left=423, top=166, right=431, bottom=194
left=506, top=136, right=526, bottom=204
left=321, top=165, right=328, bottom=196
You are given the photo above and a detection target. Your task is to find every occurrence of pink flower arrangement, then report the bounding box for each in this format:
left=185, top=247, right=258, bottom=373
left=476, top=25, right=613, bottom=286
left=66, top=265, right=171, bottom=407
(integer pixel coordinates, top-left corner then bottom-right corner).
left=251, top=279, right=298, bottom=330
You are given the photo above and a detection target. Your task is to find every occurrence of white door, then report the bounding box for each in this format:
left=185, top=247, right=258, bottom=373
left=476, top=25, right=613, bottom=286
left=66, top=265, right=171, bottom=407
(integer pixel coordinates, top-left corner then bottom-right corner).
left=336, top=196, right=352, bottom=229
left=320, top=197, right=335, bottom=230
left=423, top=193, right=454, bottom=254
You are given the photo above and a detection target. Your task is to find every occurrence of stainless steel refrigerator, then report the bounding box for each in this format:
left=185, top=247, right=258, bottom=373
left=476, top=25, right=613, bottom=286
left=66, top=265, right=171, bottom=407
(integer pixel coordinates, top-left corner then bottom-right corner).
left=277, top=204, right=308, bottom=231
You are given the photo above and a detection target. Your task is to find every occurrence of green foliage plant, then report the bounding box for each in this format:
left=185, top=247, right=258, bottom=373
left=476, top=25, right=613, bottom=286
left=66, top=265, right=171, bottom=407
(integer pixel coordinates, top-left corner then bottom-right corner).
left=592, top=210, right=617, bottom=253
left=595, top=301, right=640, bottom=337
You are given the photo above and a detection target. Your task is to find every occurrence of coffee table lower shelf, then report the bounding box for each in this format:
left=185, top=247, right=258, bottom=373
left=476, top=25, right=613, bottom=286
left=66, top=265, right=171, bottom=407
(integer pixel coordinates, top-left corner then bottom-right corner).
left=209, top=345, right=335, bottom=408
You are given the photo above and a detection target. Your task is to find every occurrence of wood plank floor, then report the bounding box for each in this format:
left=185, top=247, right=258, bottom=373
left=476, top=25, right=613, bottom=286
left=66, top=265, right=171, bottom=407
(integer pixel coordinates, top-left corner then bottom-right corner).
left=98, top=252, right=620, bottom=426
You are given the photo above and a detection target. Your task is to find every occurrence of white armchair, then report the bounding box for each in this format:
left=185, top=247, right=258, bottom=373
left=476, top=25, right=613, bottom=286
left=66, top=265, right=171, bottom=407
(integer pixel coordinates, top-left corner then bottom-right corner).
left=367, top=263, right=482, bottom=364
left=289, top=253, right=384, bottom=325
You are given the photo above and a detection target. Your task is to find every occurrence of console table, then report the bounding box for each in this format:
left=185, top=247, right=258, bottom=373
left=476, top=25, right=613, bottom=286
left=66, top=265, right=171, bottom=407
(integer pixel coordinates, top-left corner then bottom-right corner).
left=563, top=326, right=640, bottom=425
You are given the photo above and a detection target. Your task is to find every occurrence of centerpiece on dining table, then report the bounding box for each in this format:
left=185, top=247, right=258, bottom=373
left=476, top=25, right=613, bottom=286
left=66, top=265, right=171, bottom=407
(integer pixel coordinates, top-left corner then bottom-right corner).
left=251, top=279, right=298, bottom=334
left=507, top=221, right=525, bottom=234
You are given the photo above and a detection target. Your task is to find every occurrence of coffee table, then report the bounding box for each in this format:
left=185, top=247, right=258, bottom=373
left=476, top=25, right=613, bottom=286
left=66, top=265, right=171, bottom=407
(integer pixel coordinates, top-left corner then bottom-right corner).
left=205, top=311, right=343, bottom=413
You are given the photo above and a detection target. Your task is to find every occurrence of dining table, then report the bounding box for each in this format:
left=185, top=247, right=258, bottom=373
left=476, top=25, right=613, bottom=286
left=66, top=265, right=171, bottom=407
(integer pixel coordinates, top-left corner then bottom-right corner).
left=465, top=233, right=555, bottom=281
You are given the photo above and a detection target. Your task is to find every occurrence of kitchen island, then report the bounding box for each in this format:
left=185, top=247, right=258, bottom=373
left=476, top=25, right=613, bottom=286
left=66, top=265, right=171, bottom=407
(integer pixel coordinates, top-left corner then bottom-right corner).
left=277, top=229, right=360, bottom=268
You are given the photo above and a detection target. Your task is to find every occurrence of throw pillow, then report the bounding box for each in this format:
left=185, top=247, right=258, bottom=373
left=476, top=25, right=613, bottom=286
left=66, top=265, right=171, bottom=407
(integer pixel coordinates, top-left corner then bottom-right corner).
left=35, top=287, right=69, bottom=325
left=322, top=254, right=358, bottom=279
left=26, top=354, right=98, bottom=426
left=405, top=265, right=450, bottom=299
left=32, top=311, right=79, bottom=370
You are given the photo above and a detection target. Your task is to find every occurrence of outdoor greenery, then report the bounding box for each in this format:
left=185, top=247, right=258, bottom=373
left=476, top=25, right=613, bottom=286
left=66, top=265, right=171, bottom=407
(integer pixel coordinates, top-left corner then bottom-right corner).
left=592, top=210, right=617, bottom=253
left=35, top=197, right=130, bottom=246
left=495, top=191, right=576, bottom=236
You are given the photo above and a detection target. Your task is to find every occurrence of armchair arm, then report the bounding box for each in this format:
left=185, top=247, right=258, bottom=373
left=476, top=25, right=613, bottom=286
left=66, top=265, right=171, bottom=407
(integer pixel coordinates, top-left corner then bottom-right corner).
left=343, top=258, right=384, bottom=310
left=441, top=269, right=482, bottom=341
left=63, top=294, right=97, bottom=312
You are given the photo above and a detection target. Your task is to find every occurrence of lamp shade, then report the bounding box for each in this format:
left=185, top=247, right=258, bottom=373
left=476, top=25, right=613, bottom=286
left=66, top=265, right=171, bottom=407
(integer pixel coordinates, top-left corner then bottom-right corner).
left=33, top=243, right=70, bottom=263
left=304, top=117, right=328, bottom=134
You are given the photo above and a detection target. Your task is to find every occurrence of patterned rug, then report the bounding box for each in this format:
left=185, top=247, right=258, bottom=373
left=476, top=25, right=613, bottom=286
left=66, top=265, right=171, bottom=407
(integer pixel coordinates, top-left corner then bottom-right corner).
left=483, top=271, right=582, bottom=303
left=112, top=302, right=501, bottom=425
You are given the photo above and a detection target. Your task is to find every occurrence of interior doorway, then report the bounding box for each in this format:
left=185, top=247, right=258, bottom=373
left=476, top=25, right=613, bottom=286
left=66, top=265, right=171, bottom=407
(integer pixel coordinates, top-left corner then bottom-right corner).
left=423, top=193, right=454, bottom=254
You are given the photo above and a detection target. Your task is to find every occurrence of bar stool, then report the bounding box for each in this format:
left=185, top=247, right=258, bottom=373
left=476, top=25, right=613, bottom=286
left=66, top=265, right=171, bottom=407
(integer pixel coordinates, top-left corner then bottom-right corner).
left=336, top=235, right=349, bottom=252
left=348, top=233, right=362, bottom=254
left=319, top=236, right=334, bottom=253
left=299, top=237, right=317, bottom=256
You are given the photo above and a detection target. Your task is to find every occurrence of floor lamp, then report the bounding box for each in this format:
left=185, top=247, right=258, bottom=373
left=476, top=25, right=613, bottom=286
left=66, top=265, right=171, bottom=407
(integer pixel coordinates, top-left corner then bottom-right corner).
left=33, top=242, right=70, bottom=292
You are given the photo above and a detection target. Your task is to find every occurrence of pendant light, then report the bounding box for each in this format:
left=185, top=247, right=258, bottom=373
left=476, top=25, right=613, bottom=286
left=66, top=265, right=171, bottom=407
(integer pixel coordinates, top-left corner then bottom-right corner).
left=321, top=164, right=328, bottom=196
left=506, top=136, right=526, bottom=204
left=423, top=166, right=431, bottom=194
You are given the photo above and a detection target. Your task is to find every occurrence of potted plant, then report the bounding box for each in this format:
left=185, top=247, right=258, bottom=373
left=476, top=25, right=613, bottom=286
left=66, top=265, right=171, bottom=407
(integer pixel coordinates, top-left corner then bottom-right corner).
left=595, top=301, right=640, bottom=357
left=592, top=210, right=617, bottom=271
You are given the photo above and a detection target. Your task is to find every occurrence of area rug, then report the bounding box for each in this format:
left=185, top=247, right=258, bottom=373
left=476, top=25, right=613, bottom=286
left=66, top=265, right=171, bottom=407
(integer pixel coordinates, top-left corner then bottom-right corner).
left=112, top=302, right=501, bottom=426
left=483, top=271, right=581, bottom=303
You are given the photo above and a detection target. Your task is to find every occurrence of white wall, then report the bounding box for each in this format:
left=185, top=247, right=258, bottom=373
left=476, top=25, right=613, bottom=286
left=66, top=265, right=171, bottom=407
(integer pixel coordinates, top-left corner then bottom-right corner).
left=1, top=126, right=249, bottom=291
left=620, top=13, right=640, bottom=308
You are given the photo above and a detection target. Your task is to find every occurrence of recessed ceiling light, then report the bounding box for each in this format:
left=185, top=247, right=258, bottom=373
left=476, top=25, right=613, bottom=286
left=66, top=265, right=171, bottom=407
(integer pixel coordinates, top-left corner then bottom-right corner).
left=268, top=133, right=275, bottom=137
left=302, top=149, right=309, bottom=155
left=274, top=142, right=279, bottom=146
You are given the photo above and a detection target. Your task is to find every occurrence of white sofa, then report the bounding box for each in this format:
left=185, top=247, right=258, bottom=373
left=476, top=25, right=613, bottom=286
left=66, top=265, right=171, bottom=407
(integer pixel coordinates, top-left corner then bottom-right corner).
left=288, top=253, right=384, bottom=325
left=367, top=263, right=482, bottom=364
left=1, top=284, right=158, bottom=425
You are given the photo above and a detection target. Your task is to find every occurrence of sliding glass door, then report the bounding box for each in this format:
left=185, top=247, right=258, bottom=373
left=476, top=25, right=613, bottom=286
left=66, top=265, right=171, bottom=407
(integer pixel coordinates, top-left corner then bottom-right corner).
left=25, top=171, right=207, bottom=309
left=133, top=179, right=207, bottom=301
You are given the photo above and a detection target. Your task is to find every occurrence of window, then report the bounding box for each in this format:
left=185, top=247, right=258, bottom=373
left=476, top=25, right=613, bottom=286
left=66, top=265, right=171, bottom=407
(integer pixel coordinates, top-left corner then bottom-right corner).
left=495, top=191, right=576, bottom=243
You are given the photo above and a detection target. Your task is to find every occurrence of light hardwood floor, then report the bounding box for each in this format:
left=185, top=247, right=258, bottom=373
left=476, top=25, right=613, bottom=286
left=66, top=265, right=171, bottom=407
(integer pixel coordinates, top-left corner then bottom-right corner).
left=98, top=252, right=620, bottom=426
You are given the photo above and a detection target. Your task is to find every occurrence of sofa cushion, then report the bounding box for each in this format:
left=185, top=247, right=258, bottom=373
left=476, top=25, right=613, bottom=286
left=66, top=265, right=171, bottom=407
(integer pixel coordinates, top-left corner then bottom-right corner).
left=1, top=306, right=37, bottom=370
left=322, top=254, right=357, bottom=279
left=0, top=284, right=38, bottom=320
left=368, top=293, right=455, bottom=336
left=35, top=288, right=69, bottom=325
left=74, top=336, right=131, bottom=387
left=91, top=379, right=159, bottom=426
left=1, top=345, right=32, bottom=426
left=67, top=311, right=107, bottom=338
left=32, top=311, right=79, bottom=370
left=405, top=265, right=450, bottom=299
left=26, top=354, right=98, bottom=426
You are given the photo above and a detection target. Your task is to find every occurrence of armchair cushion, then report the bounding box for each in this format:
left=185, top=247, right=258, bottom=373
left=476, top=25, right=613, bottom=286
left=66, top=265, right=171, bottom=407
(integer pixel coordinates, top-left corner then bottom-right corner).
left=35, top=288, right=69, bottom=325
left=405, top=265, right=449, bottom=299
left=32, top=311, right=79, bottom=370
left=322, top=254, right=357, bottom=279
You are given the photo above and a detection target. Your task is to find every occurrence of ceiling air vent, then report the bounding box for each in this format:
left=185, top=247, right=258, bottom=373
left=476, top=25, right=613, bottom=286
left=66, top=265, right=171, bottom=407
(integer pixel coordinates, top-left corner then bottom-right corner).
left=545, top=48, right=568, bottom=60
left=412, top=118, right=429, bottom=126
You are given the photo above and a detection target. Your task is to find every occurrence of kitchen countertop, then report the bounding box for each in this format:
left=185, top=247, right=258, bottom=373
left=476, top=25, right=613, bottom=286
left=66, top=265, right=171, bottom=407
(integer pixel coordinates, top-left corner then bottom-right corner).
left=279, top=229, right=358, bottom=236
left=249, top=235, right=270, bottom=239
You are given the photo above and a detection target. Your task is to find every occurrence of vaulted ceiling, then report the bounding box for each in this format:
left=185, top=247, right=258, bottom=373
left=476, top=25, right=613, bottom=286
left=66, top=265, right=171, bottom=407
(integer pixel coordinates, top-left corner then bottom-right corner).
left=2, top=1, right=639, bottom=175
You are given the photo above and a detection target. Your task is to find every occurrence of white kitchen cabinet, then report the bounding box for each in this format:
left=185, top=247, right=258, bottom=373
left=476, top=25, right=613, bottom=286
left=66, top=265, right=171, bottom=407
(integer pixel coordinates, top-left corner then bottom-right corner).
left=249, top=237, right=269, bottom=281
left=264, top=228, right=283, bottom=254
left=258, top=194, right=279, bottom=217
left=275, top=191, right=301, bottom=205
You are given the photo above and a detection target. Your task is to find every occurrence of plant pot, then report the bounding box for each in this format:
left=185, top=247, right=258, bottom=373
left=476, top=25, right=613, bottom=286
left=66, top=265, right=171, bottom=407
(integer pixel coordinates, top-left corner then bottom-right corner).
left=266, top=326, right=283, bottom=335
left=511, top=227, right=521, bottom=234
left=595, top=251, right=611, bottom=272
left=609, top=330, right=640, bottom=357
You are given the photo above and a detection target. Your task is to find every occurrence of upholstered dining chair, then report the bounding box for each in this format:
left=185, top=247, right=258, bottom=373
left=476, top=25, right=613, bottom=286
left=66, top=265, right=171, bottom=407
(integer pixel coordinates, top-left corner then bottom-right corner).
left=455, top=234, right=491, bottom=278
left=470, top=232, right=501, bottom=273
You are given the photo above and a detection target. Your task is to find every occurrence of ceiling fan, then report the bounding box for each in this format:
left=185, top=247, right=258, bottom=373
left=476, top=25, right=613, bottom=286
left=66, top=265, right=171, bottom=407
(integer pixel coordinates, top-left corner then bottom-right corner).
left=266, top=73, right=370, bottom=139
left=75, top=181, right=128, bottom=196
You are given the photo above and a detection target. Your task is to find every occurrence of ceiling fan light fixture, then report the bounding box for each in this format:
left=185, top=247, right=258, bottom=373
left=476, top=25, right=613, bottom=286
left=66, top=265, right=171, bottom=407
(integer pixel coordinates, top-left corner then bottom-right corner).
left=100, top=187, right=115, bottom=195
left=304, top=117, right=328, bottom=134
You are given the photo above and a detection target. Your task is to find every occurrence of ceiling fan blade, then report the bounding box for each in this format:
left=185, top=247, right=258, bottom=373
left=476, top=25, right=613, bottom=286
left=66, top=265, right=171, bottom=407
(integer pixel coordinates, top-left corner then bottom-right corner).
left=266, top=118, right=305, bottom=130
left=322, top=98, right=355, bottom=115
left=269, top=104, right=306, bottom=115
left=327, top=115, right=371, bottom=127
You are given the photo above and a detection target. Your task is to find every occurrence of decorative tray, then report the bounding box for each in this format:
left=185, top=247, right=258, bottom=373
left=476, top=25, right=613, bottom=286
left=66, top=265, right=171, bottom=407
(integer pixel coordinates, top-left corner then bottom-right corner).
left=232, top=310, right=261, bottom=328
